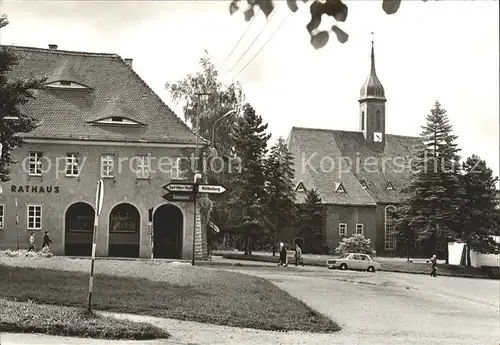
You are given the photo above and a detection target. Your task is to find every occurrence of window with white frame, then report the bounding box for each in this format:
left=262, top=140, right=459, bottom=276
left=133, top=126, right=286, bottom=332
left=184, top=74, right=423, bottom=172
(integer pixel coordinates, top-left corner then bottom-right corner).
left=135, top=155, right=150, bottom=179
left=65, top=153, right=80, bottom=177
left=27, top=204, right=42, bottom=230
left=171, top=157, right=186, bottom=179
left=385, top=205, right=397, bottom=251
left=101, top=154, right=115, bottom=178
left=0, top=204, right=4, bottom=229
left=339, top=223, right=347, bottom=236
left=28, top=151, right=43, bottom=176
left=356, top=223, right=364, bottom=235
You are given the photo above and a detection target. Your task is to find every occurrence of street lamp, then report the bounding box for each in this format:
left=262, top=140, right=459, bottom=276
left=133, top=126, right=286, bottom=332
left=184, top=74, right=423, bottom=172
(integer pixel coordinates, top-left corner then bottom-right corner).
left=211, top=109, right=238, bottom=150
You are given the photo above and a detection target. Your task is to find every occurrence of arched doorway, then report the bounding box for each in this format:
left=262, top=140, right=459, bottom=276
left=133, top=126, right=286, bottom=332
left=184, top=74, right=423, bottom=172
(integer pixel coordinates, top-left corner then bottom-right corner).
left=108, top=203, right=140, bottom=258
left=65, top=202, right=95, bottom=256
left=153, top=204, right=183, bottom=259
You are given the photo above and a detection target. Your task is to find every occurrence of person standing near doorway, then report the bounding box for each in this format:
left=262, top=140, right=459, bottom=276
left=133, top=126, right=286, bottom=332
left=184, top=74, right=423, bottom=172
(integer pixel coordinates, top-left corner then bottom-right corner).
left=28, top=233, right=35, bottom=252
left=42, top=231, right=53, bottom=250
left=429, top=254, right=437, bottom=277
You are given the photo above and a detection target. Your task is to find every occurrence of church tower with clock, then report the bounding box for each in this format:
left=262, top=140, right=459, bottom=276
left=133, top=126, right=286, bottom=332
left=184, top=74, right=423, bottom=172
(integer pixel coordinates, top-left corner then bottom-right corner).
left=359, top=41, right=386, bottom=152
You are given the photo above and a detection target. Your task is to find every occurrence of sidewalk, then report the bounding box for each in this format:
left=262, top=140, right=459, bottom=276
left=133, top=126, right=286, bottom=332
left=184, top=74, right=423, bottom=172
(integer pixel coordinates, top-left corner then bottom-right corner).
left=1, top=311, right=340, bottom=345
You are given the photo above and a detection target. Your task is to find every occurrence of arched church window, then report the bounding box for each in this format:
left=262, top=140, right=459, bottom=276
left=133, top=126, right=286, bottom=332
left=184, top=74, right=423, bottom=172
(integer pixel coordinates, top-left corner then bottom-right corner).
left=361, top=111, right=365, bottom=131
left=376, top=111, right=382, bottom=131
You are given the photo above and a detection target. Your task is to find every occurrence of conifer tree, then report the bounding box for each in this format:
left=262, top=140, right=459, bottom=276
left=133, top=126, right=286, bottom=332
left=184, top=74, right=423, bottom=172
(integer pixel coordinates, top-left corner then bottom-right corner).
left=296, top=189, right=325, bottom=253
left=396, top=101, right=464, bottom=258
left=458, top=155, right=499, bottom=266
left=264, top=137, right=297, bottom=255
left=0, top=16, right=45, bottom=182
left=225, top=103, right=271, bottom=254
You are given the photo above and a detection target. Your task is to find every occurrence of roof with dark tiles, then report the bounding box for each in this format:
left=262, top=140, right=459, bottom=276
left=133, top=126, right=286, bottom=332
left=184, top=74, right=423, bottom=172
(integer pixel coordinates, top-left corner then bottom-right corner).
left=288, top=127, right=423, bottom=205
left=4, top=45, right=203, bottom=144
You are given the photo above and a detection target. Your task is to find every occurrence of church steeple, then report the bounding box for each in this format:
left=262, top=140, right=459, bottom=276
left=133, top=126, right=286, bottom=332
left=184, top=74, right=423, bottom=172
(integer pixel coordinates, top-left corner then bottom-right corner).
left=358, top=38, right=386, bottom=152
left=359, top=41, right=386, bottom=103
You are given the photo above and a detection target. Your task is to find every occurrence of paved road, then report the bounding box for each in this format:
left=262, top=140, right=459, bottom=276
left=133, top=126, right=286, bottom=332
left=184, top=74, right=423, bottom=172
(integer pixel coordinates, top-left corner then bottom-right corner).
left=2, top=263, right=498, bottom=345
left=220, top=265, right=500, bottom=345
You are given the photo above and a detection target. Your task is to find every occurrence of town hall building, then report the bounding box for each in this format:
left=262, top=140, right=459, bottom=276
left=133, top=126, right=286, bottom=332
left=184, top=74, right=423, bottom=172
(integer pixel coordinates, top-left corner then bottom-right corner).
left=0, top=44, right=208, bottom=259
left=286, top=43, right=433, bottom=257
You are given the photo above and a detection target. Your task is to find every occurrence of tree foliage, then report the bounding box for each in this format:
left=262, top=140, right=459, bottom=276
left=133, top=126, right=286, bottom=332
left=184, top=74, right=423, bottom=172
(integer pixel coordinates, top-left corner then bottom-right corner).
left=457, top=155, right=499, bottom=264
left=263, top=137, right=297, bottom=251
left=222, top=103, right=271, bottom=254
left=296, top=189, right=325, bottom=253
left=165, top=51, right=245, bottom=156
left=335, top=234, right=376, bottom=255
left=0, top=16, right=45, bottom=182
left=229, top=0, right=428, bottom=49
left=396, top=101, right=464, bottom=254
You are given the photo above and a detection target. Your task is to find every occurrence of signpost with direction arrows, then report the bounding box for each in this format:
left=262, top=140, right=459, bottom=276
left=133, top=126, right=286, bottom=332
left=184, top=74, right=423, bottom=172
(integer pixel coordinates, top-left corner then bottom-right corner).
left=162, top=182, right=226, bottom=201
left=161, top=181, right=227, bottom=266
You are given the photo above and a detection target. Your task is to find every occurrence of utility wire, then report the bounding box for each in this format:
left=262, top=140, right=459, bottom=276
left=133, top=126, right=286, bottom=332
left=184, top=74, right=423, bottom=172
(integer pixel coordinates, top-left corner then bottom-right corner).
left=233, top=12, right=292, bottom=80
left=223, top=9, right=278, bottom=79
left=219, top=8, right=261, bottom=73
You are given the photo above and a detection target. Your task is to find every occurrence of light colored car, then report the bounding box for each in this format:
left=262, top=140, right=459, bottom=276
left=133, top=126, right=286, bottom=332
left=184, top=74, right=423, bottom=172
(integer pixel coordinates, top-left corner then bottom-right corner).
left=326, top=253, right=381, bottom=272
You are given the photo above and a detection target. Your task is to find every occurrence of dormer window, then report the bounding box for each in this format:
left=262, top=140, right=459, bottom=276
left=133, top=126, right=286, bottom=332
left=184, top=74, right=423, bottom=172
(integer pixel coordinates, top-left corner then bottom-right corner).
left=386, top=181, right=394, bottom=190
left=335, top=182, right=346, bottom=193
left=45, top=80, right=91, bottom=90
left=95, top=117, right=143, bottom=126
left=295, top=182, right=306, bottom=193
left=360, top=180, right=368, bottom=189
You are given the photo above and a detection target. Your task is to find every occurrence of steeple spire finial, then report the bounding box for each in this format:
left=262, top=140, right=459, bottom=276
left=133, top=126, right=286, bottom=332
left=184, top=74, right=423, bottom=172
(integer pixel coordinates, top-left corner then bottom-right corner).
left=370, top=32, right=376, bottom=74
left=359, top=32, right=386, bottom=103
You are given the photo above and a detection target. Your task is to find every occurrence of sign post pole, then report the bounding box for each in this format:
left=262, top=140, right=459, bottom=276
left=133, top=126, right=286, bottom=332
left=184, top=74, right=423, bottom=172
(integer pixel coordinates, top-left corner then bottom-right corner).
left=88, top=180, right=103, bottom=313
left=191, top=178, right=199, bottom=266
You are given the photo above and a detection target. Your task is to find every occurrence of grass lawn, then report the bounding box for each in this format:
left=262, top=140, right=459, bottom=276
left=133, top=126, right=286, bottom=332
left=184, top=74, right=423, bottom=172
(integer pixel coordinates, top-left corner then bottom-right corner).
left=0, top=257, right=340, bottom=333
left=0, top=298, right=169, bottom=340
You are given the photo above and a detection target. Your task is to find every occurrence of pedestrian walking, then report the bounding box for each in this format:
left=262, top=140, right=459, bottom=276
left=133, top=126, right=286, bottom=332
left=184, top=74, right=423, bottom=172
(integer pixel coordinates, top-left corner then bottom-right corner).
left=28, top=233, right=35, bottom=252
left=294, top=243, right=304, bottom=266
left=429, top=254, right=437, bottom=277
left=42, top=231, right=53, bottom=250
left=277, top=242, right=288, bottom=267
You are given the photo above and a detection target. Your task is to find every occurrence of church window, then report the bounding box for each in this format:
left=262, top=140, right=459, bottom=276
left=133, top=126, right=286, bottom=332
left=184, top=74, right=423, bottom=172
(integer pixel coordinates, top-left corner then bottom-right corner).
left=375, top=111, right=382, bottom=131
left=384, top=205, right=396, bottom=251
left=361, top=111, right=365, bottom=131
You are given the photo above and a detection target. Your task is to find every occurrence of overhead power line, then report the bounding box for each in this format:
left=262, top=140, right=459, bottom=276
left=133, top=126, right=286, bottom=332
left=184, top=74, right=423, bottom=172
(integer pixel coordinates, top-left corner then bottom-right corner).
left=223, top=9, right=278, bottom=79
left=233, top=12, right=292, bottom=80
left=219, top=8, right=261, bottom=72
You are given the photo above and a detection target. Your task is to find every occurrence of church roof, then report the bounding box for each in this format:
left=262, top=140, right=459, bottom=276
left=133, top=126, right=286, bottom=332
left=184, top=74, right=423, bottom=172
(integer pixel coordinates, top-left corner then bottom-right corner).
left=4, top=45, right=203, bottom=144
left=359, top=42, right=386, bottom=103
left=287, top=127, right=423, bottom=205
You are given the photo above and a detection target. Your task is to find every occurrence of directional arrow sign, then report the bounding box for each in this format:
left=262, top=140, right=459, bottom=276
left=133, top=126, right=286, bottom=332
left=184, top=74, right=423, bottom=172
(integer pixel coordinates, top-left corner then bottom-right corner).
left=163, top=192, right=196, bottom=202
left=163, top=182, right=195, bottom=192
left=198, top=184, right=226, bottom=194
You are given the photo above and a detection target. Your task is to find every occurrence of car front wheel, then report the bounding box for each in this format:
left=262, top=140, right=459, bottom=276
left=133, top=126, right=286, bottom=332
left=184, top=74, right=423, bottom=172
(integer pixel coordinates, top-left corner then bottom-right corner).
left=367, top=266, right=375, bottom=272
left=339, top=263, right=348, bottom=270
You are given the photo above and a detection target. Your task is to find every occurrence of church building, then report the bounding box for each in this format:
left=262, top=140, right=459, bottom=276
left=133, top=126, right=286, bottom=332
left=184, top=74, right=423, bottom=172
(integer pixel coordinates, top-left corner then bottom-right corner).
left=0, top=44, right=207, bottom=259
left=286, top=43, right=432, bottom=257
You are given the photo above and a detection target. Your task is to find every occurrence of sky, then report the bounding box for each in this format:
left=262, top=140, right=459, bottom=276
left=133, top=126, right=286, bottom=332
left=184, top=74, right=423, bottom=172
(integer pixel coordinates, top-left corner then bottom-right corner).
left=0, top=0, right=499, bottom=180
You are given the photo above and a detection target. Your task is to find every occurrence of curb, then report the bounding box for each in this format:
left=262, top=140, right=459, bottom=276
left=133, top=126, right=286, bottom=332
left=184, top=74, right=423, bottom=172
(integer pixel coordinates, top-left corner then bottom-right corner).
left=216, top=256, right=499, bottom=280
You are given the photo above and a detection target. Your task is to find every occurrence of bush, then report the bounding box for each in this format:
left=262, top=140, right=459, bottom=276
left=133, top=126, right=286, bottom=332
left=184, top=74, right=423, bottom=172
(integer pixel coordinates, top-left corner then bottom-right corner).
left=0, top=248, right=53, bottom=258
left=334, top=234, right=376, bottom=255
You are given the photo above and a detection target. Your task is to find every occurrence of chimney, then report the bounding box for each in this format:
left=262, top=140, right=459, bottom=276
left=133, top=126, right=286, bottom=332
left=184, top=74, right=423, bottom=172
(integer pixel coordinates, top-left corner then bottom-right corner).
left=124, top=58, right=133, bottom=67
left=48, top=44, right=58, bottom=50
